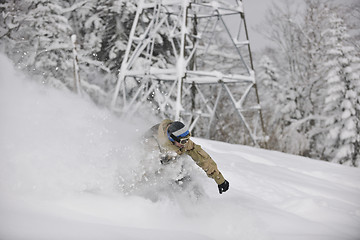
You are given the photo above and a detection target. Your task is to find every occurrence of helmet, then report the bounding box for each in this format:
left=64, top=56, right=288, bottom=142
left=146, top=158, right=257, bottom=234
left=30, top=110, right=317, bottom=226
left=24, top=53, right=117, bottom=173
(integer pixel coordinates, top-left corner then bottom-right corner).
left=167, top=121, right=190, bottom=142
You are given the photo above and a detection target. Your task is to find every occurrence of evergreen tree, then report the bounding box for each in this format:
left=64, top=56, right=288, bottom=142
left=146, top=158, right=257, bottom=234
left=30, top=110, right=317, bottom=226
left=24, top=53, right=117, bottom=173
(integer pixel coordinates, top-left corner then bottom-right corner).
left=1, top=0, right=74, bottom=89
left=256, top=0, right=358, bottom=160
left=65, top=0, right=113, bottom=102
left=323, top=14, right=360, bottom=167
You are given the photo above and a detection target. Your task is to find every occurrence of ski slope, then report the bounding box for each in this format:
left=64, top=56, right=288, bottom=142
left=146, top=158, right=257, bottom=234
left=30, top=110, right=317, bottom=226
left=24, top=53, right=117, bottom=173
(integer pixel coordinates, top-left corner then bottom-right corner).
left=1, top=53, right=360, bottom=240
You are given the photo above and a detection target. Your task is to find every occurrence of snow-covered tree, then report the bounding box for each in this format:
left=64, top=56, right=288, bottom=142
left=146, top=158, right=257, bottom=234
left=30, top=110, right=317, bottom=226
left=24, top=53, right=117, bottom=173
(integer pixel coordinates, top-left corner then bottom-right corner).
left=295, top=0, right=333, bottom=158
left=29, top=0, right=75, bottom=87
left=258, top=0, right=324, bottom=155
left=0, top=0, right=124, bottom=103
left=255, top=0, right=360, bottom=161
left=323, top=14, right=360, bottom=167
left=336, top=0, right=360, bottom=53
left=256, top=55, right=283, bottom=149
left=0, top=0, right=74, bottom=89
left=64, top=0, right=114, bottom=102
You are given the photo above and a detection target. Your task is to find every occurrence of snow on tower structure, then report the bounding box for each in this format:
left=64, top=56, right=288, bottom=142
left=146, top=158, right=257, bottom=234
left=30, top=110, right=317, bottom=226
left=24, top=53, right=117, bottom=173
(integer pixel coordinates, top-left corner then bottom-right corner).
left=110, top=0, right=267, bottom=147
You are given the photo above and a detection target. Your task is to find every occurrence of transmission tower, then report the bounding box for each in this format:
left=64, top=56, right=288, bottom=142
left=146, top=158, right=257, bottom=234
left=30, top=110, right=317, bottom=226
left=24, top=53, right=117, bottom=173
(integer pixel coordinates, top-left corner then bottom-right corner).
left=111, top=0, right=267, bottom=147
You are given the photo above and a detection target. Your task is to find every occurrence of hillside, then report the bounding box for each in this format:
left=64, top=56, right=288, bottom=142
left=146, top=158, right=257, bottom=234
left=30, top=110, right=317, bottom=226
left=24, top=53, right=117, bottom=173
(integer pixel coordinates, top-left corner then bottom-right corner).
left=1, top=53, right=360, bottom=240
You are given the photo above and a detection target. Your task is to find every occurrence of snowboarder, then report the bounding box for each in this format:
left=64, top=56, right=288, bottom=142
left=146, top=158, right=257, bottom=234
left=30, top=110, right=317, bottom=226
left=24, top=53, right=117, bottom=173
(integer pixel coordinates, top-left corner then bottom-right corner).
left=143, top=119, right=229, bottom=194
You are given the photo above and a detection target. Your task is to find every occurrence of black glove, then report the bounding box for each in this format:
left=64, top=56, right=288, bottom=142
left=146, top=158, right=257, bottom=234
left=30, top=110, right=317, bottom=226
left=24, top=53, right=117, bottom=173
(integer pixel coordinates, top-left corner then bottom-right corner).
left=218, top=180, right=229, bottom=194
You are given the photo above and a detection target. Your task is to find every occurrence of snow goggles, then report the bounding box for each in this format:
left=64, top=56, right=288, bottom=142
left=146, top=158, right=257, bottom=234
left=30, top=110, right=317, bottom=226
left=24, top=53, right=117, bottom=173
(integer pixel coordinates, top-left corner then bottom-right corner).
left=168, top=130, right=190, bottom=144
left=178, top=135, right=190, bottom=145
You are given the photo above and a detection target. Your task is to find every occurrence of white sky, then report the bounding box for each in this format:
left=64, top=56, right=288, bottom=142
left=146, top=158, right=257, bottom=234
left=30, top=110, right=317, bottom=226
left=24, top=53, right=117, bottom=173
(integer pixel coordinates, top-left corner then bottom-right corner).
left=242, top=0, right=274, bottom=51
left=242, top=0, right=357, bottom=51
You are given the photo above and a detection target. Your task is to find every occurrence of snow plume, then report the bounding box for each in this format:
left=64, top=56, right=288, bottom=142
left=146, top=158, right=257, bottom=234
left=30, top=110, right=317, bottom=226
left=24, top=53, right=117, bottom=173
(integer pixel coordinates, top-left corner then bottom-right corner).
left=0, top=54, right=205, bottom=203
left=0, top=53, right=225, bottom=203
left=0, top=53, right=149, bottom=198
left=0, top=53, right=264, bottom=240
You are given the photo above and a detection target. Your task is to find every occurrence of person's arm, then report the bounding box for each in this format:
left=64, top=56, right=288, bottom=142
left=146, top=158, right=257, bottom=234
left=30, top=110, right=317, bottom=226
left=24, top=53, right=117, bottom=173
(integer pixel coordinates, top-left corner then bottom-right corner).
left=186, top=140, right=226, bottom=185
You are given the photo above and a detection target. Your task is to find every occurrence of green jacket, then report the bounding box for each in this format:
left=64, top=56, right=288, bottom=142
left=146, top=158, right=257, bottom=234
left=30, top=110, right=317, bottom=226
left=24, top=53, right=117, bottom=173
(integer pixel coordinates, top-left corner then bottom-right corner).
left=146, top=119, right=225, bottom=185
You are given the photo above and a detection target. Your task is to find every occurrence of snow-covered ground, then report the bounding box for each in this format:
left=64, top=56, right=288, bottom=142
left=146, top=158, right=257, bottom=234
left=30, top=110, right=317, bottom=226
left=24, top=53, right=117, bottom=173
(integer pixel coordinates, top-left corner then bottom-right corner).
left=1, top=53, right=360, bottom=240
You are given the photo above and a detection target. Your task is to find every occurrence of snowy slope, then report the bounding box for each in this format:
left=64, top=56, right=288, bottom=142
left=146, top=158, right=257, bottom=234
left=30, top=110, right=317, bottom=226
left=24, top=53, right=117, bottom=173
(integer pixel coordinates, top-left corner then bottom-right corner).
left=1, top=53, right=360, bottom=240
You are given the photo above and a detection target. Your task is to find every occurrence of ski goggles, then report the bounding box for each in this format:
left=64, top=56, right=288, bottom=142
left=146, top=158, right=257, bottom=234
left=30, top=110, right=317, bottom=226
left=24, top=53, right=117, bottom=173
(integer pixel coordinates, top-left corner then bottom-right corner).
left=168, top=130, right=191, bottom=144
left=178, top=135, right=190, bottom=145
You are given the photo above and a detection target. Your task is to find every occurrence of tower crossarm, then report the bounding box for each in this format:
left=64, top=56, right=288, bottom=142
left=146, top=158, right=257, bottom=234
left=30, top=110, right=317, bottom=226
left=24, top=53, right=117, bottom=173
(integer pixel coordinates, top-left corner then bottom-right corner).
left=124, top=69, right=255, bottom=84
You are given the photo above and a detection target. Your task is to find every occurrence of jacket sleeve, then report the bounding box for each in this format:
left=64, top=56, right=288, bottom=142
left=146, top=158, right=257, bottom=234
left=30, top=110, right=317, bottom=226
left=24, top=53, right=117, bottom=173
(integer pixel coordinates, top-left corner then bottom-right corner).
left=186, top=141, right=225, bottom=185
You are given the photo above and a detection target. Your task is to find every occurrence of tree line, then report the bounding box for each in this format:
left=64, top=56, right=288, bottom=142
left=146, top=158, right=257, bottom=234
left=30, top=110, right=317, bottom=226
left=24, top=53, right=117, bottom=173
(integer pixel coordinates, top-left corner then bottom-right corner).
left=255, top=0, right=360, bottom=166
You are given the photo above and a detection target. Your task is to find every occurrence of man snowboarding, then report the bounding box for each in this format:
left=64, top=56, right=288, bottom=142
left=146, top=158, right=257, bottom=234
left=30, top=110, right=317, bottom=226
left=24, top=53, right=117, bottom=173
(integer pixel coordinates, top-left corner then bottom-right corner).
left=144, top=119, right=229, bottom=194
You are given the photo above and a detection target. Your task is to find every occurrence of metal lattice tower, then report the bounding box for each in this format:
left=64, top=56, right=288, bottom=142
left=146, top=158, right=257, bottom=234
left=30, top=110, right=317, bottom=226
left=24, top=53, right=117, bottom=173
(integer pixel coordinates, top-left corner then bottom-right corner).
left=111, top=0, right=267, bottom=146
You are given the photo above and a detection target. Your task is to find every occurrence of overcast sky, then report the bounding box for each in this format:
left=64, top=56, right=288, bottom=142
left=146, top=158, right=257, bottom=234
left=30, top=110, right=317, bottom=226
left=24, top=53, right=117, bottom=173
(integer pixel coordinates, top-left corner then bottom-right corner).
left=242, top=0, right=274, bottom=51
left=242, top=0, right=357, bottom=51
